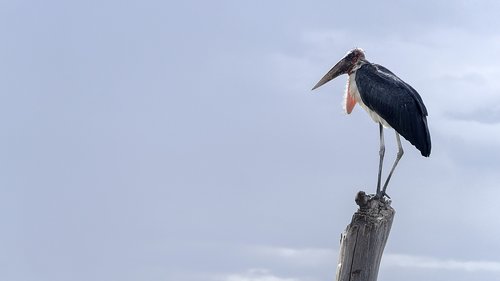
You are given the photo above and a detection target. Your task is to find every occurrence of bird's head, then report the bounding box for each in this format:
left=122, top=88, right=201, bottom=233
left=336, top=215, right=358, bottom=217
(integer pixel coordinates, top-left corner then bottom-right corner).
left=312, top=48, right=365, bottom=90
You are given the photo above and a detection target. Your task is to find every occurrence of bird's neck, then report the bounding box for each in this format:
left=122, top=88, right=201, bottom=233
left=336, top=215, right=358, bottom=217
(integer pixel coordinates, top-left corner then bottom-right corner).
left=349, top=59, right=369, bottom=75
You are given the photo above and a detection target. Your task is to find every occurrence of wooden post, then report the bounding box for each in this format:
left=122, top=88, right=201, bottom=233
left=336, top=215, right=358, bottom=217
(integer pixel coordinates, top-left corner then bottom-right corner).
left=335, top=191, right=395, bottom=281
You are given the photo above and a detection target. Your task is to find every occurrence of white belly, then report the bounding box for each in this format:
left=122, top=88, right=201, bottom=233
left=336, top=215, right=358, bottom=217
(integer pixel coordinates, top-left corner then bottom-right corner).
left=347, top=73, right=391, bottom=128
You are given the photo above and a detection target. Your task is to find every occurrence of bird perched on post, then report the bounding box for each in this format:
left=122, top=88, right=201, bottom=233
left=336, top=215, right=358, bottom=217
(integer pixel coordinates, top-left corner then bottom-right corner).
left=312, top=48, right=431, bottom=198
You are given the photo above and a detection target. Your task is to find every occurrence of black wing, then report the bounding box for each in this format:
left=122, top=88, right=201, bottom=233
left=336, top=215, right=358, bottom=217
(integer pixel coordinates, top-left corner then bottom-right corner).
left=355, top=63, right=431, bottom=157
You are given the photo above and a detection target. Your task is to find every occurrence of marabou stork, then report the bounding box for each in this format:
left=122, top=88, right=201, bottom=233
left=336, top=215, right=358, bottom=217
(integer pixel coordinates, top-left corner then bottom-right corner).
left=312, top=48, right=431, bottom=197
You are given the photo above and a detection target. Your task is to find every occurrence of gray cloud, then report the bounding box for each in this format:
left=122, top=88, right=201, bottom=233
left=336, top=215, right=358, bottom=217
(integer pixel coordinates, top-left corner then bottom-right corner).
left=1, top=1, right=500, bottom=281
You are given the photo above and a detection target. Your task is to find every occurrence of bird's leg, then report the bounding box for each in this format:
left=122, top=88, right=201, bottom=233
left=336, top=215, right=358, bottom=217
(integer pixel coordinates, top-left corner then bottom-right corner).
left=381, top=132, right=404, bottom=196
left=376, top=123, right=385, bottom=195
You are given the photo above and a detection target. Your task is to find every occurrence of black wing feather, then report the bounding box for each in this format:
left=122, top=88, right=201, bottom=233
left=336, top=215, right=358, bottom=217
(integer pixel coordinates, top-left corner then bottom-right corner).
left=355, top=63, right=431, bottom=157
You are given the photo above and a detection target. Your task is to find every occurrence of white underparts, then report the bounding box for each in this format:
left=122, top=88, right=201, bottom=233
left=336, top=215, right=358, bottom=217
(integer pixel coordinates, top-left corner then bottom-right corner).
left=346, top=73, right=391, bottom=128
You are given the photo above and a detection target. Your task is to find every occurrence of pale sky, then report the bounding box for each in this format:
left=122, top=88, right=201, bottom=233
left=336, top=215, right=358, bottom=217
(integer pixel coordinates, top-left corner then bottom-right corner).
left=1, top=1, right=500, bottom=281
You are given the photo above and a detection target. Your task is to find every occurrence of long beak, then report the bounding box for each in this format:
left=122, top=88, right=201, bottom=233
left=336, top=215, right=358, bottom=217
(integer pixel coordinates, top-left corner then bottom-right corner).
left=311, top=57, right=350, bottom=90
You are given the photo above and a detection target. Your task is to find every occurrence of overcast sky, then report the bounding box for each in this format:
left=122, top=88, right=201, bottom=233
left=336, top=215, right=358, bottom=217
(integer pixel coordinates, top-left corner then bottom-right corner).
left=1, top=1, right=500, bottom=281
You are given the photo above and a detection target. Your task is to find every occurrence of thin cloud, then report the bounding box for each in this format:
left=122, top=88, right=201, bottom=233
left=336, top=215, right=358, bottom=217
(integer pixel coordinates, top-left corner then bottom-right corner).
left=251, top=246, right=336, bottom=267
left=383, top=254, right=500, bottom=272
left=216, top=269, right=300, bottom=281
left=436, top=118, right=500, bottom=146
left=250, top=246, right=500, bottom=273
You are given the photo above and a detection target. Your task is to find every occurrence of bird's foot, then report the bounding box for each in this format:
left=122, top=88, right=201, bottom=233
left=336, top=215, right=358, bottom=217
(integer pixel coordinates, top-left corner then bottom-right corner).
left=375, top=191, right=391, bottom=200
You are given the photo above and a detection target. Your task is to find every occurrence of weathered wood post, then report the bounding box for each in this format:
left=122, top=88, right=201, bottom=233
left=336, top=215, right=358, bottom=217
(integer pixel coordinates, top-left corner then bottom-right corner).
left=335, top=191, right=395, bottom=281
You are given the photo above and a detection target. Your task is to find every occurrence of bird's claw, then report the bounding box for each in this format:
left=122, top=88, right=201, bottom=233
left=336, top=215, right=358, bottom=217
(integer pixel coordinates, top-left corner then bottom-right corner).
left=375, top=191, right=391, bottom=199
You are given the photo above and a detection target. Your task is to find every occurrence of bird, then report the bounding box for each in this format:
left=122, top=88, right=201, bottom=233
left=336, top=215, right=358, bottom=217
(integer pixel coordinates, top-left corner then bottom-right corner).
left=311, top=48, right=431, bottom=198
